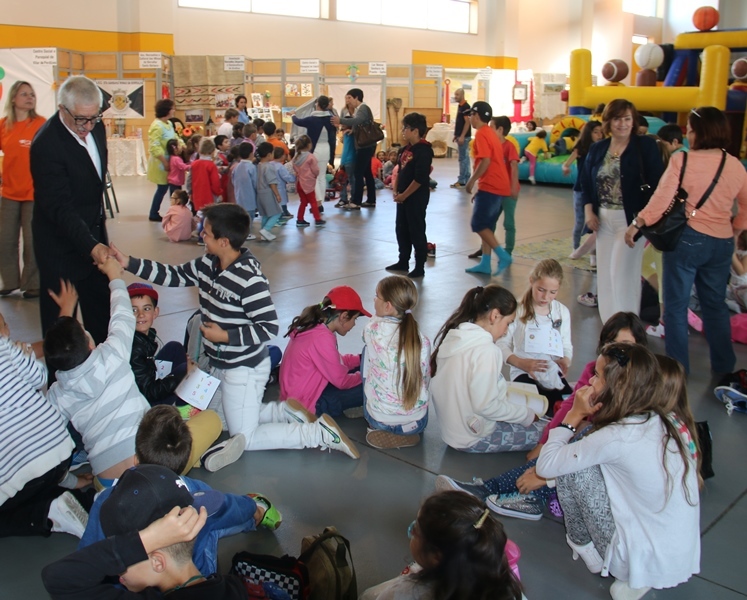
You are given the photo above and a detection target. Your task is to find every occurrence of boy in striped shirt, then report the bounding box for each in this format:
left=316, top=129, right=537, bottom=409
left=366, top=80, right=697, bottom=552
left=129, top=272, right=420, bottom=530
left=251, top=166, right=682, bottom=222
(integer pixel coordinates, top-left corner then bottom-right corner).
left=110, top=204, right=359, bottom=459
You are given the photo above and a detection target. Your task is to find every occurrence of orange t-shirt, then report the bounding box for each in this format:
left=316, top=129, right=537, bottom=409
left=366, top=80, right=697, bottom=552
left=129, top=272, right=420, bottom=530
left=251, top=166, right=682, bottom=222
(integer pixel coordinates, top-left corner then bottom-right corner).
left=0, top=116, right=46, bottom=201
left=267, top=137, right=290, bottom=159
left=501, top=138, right=520, bottom=195
left=472, top=125, right=511, bottom=196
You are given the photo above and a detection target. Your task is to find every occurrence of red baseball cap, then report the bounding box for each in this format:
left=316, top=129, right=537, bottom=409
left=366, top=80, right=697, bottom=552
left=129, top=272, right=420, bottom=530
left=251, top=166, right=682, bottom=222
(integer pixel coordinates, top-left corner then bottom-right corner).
left=326, top=286, right=371, bottom=317
left=127, top=282, right=159, bottom=303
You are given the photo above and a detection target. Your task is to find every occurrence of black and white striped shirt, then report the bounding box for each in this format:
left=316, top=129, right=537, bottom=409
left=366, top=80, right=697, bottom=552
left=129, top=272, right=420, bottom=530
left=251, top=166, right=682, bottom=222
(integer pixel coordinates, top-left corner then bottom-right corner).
left=128, top=249, right=279, bottom=369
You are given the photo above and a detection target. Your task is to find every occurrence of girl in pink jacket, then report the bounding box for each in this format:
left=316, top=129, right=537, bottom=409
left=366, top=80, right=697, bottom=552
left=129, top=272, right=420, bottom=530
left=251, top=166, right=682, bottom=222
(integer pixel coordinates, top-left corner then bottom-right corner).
left=279, top=286, right=371, bottom=416
left=291, top=135, right=324, bottom=227
left=161, top=190, right=194, bottom=242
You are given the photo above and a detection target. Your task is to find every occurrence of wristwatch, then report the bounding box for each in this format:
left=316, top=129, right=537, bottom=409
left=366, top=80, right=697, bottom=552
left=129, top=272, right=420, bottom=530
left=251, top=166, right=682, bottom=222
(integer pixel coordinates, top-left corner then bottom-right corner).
left=632, top=217, right=642, bottom=229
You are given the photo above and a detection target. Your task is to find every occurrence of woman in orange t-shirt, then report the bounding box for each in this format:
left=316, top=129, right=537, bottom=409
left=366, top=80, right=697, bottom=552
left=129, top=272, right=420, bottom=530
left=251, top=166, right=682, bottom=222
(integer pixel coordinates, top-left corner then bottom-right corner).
left=0, top=81, right=46, bottom=298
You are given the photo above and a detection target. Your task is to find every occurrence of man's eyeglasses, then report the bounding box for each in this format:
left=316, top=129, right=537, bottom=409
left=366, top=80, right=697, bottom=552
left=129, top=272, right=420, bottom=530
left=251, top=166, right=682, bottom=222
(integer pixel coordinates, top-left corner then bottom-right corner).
left=62, top=105, right=103, bottom=127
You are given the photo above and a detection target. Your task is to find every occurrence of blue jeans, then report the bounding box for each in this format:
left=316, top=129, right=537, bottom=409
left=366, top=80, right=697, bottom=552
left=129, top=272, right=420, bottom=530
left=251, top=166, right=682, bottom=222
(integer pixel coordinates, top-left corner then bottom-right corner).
left=363, top=402, right=428, bottom=435
left=457, top=137, right=471, bottom=185
left=339, top=162, right=356, bottom=204
left=572, top=190, right=590, bottom=249
left=663, top=226, right=735, bottom=373
left=315, top=381, right=364, bottom=417
left=149, top=184, right=179, bottom=219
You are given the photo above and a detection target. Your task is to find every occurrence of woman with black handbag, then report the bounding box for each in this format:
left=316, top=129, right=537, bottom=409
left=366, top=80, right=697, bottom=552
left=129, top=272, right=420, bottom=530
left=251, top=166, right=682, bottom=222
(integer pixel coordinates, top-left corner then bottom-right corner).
left=580, top=99, right=665, bottom=323
left=625, top=107, right=747, bottom=374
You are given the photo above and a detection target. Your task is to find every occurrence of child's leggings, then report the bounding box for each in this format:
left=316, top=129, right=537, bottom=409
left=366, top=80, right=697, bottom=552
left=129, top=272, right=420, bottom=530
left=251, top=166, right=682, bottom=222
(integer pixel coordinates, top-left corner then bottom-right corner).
left=525, top=151, right=538, bottom=177
left=261, top=214, right=281, bottom=230
left=296, top=184, right=321, bottom=221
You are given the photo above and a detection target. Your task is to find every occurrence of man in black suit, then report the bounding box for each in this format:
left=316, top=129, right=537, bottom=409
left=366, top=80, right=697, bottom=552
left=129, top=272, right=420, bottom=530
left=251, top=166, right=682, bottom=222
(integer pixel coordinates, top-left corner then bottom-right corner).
left=31, top=76, right=111, bottom=344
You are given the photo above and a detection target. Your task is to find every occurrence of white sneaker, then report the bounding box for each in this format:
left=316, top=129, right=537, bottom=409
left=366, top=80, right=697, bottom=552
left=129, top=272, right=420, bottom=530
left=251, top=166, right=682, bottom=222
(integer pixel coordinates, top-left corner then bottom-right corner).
left=566, top=535, right=604, bottom=573
left=259, top=229, right=276, bottom=241
left=284, top=398, right=317, bottom=424
left=646, top=323, right=665, bottom=338
left=201, top=433, right=246, bottom=472
left=318, top=414, right=360, bottom=459
left=246, top=234, right=256, bottom=241
left=48, top=492, right=88, bottom=538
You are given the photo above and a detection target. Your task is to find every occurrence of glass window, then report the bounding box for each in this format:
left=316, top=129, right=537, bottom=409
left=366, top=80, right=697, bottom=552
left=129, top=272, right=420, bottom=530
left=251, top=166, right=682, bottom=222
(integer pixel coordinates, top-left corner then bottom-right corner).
left=622, top=0, right=658, bottom=17
left=178, top=0, right=250, bottom=12
left=632, top=35, right=649, bottom=45
left=337, top=0, right=382, bottom=24
left=338, top=0, right=471, bottom=33
left=381, top=0, right=425, bottom=28
left=428, top=0, right=470, bottom=33
left=252, top=0, right=320, bottom=18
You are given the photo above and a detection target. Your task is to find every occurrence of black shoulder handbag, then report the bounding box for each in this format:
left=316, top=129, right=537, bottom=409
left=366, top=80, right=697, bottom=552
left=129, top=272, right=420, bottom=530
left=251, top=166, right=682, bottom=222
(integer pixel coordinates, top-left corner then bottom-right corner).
left=640, top=150, right=727, bottom=252
left=353, top=120, right=384, bottom=148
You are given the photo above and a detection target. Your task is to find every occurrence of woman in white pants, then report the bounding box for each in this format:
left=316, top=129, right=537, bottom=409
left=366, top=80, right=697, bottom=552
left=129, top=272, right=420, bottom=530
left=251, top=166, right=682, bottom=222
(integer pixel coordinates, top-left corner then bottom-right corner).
left=579, top=99, right=665, bottom=323
left=292, top=95, right=337, bottom=210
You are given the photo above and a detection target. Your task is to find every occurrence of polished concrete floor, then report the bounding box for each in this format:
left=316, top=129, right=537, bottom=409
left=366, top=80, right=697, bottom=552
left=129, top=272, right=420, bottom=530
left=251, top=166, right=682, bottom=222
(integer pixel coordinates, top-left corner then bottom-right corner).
left=1, top=159, right=746, bottom=599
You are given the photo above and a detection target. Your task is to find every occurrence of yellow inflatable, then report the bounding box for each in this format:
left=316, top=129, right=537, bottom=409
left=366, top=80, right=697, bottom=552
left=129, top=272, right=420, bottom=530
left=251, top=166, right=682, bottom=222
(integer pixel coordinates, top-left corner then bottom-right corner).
left=550, top=117, right=587, bottom=145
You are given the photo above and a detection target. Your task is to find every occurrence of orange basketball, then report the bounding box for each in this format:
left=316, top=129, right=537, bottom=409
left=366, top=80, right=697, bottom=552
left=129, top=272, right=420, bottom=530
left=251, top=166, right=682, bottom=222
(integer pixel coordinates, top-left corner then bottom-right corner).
left=693, top=6, right=719, bottom=31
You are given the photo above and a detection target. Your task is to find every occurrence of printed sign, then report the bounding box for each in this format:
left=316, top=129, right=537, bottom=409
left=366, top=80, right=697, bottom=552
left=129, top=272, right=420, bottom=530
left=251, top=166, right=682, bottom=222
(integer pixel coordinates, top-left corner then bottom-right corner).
left=300, top=59, right=320, bottom=74
left=224, top=55, right=244, bottom=71
left=31, top=48, right=57, bottom=66
left=425, top=65, right=443, bottom=78
left=368, top=62, right=387, bottom=76
left=139, top=52, right=162, bottom=69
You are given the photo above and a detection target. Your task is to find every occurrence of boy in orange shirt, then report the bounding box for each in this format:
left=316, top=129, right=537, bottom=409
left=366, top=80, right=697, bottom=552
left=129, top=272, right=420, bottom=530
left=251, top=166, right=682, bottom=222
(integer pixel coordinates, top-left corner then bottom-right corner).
left=464, top=102, right=513, bottom=276
left=262, top=122, right=289, bottom=160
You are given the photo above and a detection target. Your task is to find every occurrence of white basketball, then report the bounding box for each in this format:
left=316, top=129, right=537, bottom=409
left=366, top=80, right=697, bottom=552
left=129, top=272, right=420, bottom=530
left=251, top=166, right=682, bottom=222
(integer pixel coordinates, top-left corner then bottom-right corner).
left=634, top=44, right=665, bottom=70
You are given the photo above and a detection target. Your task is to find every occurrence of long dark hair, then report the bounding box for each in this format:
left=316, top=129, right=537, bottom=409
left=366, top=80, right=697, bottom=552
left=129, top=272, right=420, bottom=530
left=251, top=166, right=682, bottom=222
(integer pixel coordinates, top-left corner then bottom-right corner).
left=592, top=343, right=698, bottom=504
left=574, top=119, right=602, bottom=157
left=285, top=297, right=358, bottom=337
left=431, top=285, right=516, bottom=376
left=415, top=491, right=523, bottom=600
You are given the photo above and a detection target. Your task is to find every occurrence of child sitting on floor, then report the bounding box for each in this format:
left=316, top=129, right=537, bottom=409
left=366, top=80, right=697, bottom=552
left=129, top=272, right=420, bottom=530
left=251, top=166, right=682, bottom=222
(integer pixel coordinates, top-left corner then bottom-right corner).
left=44, top=464, right=257, bottom=597
left=497, top=259, right=573, bottom=412
left=78, top=405, right=279, bottom=575
left=45, top=259, right=150, bottom=488
left=280, top=286, right=371, bottom=418
left=111, top=203, right=358, bottom=460
left=363, top=276, right=431, bottom=449
left=429, top=284, right=545, bottom=453
left=361, top=491, right=524, bottom=600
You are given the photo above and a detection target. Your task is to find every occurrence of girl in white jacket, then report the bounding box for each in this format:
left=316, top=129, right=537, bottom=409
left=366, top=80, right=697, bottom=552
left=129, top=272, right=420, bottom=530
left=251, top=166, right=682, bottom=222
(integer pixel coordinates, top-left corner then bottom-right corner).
left=497, top=258, right=573, bottom=412
left=430, top=285, right=545, bottom=452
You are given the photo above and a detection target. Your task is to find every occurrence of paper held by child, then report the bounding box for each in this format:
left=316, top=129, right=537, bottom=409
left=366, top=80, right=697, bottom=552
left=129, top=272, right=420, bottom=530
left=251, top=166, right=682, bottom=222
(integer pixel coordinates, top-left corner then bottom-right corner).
left=175, top=367, right=221, bottom=410
left=154, top=360, right=172, bottom=380
left=506, top=382, right=549, bottom=418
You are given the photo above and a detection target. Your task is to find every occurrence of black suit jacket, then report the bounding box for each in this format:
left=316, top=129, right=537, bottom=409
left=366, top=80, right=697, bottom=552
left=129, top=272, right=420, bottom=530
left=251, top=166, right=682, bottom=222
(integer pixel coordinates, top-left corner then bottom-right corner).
left=31, top=113, right=108, bottom=281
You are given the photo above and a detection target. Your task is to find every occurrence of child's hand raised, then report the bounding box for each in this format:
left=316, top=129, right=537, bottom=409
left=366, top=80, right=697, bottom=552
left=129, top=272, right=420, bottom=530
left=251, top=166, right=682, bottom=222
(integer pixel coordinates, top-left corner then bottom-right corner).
left=49, top=279, right=79, bottom=318
left=109, top=242, right=130, bottom=268
left=98, top=256, right=124, bottom=281
left=140, top=505, right=207, bottom=554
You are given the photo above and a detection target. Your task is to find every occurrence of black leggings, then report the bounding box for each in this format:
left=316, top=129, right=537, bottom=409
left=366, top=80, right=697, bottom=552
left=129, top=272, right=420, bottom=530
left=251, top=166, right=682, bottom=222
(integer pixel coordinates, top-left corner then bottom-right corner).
left=513, top=373, right=572, bottom=417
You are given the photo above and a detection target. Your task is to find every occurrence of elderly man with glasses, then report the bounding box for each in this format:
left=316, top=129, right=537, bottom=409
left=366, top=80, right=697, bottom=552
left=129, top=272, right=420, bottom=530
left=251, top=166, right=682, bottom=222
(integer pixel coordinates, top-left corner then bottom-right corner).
left=31, top=75, right=112, bottom=344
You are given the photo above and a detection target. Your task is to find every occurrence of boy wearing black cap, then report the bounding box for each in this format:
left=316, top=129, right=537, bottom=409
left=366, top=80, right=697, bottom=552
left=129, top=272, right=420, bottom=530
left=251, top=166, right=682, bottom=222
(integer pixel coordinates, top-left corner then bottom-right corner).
left=464, top=101, right=514, bottom=276
left=43, top=464, right=248, bottom=598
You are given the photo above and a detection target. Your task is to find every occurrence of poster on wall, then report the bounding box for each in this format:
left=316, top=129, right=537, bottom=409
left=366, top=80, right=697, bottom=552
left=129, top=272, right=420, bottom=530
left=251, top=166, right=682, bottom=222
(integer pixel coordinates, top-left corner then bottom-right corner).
left=0, top=48, right=57, bottom=119
left=98, top=80, right=145, bottom=119
left=184, top=109, right=203, bottom=123
left=215, top=93, right=234, bottom=109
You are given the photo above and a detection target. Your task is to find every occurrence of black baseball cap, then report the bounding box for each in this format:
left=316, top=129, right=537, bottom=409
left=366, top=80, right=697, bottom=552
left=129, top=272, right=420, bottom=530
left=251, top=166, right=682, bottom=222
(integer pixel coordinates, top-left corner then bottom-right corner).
left=469, top=101, right=493, bottom=123
left=100, top=465, right=224, bottom=537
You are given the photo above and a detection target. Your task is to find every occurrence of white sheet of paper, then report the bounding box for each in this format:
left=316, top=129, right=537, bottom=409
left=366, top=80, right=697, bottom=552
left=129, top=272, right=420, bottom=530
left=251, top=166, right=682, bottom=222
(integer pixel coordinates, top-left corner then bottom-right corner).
left=154, top=360, right=172, bottom=380
left=506, top=382, right=549, bottom=418
left=175, top=368, right=221, bottom=411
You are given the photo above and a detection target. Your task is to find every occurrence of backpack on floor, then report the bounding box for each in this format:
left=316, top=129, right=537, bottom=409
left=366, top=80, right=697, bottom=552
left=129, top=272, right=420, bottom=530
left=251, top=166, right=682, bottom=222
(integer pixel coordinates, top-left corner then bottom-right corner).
left=299, top=527, right=357, bottom=600
left=231, top=551, right=310, bottom=600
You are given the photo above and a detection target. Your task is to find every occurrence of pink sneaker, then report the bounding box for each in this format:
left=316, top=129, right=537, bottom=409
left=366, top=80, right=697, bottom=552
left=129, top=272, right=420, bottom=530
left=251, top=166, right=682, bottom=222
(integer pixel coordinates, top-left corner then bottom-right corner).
left=687, top=309, right=703, bottom=332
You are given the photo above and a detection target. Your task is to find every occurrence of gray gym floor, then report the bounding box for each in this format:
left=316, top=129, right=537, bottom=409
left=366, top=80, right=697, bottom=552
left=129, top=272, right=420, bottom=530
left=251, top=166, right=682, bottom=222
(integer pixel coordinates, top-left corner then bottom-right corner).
left=1, top=158, right=745, bottom=599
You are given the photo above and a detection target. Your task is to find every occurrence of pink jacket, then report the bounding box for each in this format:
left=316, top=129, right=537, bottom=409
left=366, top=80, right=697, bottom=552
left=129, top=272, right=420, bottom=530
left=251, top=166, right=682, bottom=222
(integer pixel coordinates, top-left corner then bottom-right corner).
left=292, top=151, right=320, bottom=194
left=538, top=360, right=594, bottom=444
left=167, top=155, right=190, bottom=186
left=162, top=204, right=194, bottom=242
left=279, top=324, right=361, bottom=412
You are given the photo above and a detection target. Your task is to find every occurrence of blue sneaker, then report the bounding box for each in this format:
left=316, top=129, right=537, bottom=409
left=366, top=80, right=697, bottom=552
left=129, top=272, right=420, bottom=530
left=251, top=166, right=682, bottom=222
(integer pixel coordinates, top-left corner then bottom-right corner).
left=493, top=246, right=512, bottom=275
left=69, top=449, right=89, bottom=471
left=714, top=386, right=747, bottom=415
left=435, top=475, right=490, bottom=501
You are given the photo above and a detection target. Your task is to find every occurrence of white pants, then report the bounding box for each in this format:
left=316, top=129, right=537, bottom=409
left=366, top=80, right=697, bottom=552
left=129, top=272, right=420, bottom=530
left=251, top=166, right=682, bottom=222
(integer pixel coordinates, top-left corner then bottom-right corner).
left=314, top=141, right=330, bottom=205
left=597, top=207, right=645, bottom=323
left=215, top=358, right=321, bottom=451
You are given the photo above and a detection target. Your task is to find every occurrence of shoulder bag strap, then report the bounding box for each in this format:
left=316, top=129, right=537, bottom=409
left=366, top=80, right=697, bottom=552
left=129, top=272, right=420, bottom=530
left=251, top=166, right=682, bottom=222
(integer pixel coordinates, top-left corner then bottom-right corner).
left=690, top=149, right=727, bottom=217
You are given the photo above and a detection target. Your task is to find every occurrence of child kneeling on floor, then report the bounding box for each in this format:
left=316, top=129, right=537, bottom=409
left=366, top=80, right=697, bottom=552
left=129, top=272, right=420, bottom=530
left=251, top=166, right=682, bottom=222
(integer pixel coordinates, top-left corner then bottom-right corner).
left=44, top=464, right=251, bottom=598
left=363, top=276, right=431, bottom=449
left=280, top=286, right=371, bottom=418
left=429, top=285, right=545, bottom=453
left=111, top=204, right=358, bottom=460
left=78, top=405, right=280, bottom=576
left=361, top=490, right=525, bottom=600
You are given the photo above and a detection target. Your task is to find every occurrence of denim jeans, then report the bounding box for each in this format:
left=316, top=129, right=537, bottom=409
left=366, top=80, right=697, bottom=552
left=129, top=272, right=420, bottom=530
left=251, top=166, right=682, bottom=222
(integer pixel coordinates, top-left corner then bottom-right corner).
left=663, top=226, right=735, bottom=373
left=339, top=161, right=356, bottom=204
left=457, top=137, right=471, bottom=185
left=315, top=382, right=364, bottom=417
left=149, top=183, right=170, bottom=219
left=363, top=402, right=428, bottom=435
left=572, top=191, right=589, bottom=249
